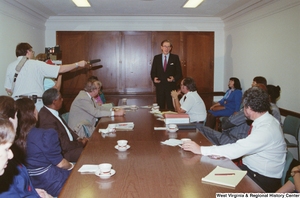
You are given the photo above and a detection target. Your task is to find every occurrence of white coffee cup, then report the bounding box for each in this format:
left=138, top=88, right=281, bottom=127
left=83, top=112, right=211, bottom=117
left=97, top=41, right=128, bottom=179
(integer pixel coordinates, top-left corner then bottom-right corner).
left=117, top=140, right=128, bottom=147
left=153, top=103, right=158, bottom=107
left=99, top=163, right=112, bottom=175
left=169, top=124, right=177, bottom=129
left=153, top=106, right=160, bottom=111
left=122, top=98, right=127, bottom=105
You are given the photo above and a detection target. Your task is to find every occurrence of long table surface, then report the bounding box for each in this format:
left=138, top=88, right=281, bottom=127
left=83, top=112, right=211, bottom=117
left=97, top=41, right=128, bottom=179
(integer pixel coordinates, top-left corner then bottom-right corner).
left=59, top=97, right=264, bottom=197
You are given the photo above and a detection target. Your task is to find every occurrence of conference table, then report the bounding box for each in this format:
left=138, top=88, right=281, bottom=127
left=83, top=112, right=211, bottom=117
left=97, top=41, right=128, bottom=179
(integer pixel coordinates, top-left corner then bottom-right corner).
left=59, top=96, right=264, bottom=198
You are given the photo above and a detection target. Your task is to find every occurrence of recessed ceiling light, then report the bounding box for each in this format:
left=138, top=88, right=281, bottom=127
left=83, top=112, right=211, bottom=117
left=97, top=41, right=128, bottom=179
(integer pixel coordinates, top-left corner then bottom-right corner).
left=183, top=0, right=204, bottom=8
left=72, top=0, right=91, bottom=7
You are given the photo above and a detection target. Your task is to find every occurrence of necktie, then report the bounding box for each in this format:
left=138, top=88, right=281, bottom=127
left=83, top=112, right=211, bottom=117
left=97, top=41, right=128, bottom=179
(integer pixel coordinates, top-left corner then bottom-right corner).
left=163, top=56, right=167, bottom=72
left=247, top=124, right=253, bottom=135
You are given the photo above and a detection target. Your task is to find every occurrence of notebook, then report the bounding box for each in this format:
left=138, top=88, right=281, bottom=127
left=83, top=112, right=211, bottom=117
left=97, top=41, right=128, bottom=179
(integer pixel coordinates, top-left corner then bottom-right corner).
left=201, top=166, right=247, bottom=188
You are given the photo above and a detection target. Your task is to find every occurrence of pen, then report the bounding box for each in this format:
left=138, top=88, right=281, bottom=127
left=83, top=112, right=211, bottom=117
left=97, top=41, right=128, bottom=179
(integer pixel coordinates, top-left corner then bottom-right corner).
left=215, top=173, right=235, bottom=176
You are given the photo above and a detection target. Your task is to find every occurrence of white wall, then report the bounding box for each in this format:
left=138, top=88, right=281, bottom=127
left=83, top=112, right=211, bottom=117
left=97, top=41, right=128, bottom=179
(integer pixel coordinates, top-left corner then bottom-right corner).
left=224, top=0, right=300, bottom=113
left=0, top=1, right=46, bottom=95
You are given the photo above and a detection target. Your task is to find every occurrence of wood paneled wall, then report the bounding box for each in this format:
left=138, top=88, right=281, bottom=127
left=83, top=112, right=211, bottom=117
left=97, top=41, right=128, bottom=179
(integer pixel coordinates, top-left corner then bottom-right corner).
left=56, top=31, right=214, bottom=112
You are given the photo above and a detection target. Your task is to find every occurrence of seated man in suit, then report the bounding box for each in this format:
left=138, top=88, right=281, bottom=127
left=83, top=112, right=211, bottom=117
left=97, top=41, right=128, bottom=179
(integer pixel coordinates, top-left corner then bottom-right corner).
left=38, top=88, right=88, bottom=162
left=68, top=79, right=124, bottom=138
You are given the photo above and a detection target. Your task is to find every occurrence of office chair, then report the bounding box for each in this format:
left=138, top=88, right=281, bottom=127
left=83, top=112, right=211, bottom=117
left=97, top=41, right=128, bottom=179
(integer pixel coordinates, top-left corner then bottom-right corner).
left=61, top=112, right=90, bottom=138
left=281, top=150, right=294, bottom=185
left=283, top=115, right=300, bottom=160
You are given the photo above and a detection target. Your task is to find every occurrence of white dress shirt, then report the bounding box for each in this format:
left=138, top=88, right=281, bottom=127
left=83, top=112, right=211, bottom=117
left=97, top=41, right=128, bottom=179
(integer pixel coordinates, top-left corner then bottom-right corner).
left=180, top=91, right=207, bottom=122
left=201, top=112, right=286, bottom=178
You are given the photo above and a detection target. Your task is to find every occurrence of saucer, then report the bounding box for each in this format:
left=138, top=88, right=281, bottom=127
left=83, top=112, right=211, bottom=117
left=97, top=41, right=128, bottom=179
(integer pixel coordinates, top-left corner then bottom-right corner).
left=95, top=169, right=116, bottom=179
left=115, top=145, right=130, bottom=151
left=168, top=127, right=178, bottom=133
left=130, top=105, right=138, bottom=110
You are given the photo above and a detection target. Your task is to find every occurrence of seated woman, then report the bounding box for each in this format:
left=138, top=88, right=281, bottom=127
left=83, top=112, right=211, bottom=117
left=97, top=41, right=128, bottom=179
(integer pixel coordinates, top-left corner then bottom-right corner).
left=88, top=76, right=107, bottom=105
left=277, top=164, right=300, bottom=193
left=267, top=84, right=282, bottom=126
left=0, top=96, right=52, bottom=198
left=15, top=98, right=73, bottom=197
left=206, top=77, right=242, bottom=129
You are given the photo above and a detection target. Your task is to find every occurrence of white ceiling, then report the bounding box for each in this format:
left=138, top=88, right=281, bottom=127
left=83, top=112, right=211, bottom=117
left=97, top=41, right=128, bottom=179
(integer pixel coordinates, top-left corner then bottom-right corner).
left=6, top=0, right=270, bottom=19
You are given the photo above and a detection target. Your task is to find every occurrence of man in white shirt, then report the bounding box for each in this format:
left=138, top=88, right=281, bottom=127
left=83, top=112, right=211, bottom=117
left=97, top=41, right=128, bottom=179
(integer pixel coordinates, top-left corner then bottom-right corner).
left=171, top=77, right=206, bottom=123
left=182, top=87, right=286, bottom=192
left=4, top=42, right=87, bottom=111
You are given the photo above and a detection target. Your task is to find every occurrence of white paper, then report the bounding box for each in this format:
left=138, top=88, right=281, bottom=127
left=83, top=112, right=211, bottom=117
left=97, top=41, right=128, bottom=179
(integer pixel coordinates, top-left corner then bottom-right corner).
left=99, top=129, right=110, bottom=134
left=161, top=139, right=183, bottom=146
left=108, top=122, right=134, bottom=130
left=140, top=105, right=152, bottom=109
left=154, top=127, right=167, bottom=130
left=78, top=164, right=99, bottom=173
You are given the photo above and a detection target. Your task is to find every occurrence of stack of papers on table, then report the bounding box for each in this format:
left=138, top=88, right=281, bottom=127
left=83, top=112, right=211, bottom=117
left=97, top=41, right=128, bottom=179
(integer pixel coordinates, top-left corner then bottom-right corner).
left=164, top=113, right=190, bottom=124
left=202, top=166, right=247, bottom=188
left=78, top=164, right=99, bottom=173
left=108, top=122, right=134, bottom=130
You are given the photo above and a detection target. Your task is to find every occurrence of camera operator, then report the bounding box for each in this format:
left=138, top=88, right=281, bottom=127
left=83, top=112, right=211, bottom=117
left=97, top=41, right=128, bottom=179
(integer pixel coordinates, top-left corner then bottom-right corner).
left=4, top=42, right=87, bottom=111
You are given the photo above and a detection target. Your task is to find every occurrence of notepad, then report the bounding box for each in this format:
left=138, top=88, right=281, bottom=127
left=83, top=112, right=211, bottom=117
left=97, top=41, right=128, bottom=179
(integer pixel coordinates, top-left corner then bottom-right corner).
left=201, top=166, right=247, bottom=188
left=78, top=164, right=99, bottom=173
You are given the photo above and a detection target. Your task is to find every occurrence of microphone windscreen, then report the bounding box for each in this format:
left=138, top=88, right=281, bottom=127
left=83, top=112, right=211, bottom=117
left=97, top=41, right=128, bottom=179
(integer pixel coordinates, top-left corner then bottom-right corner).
left=89, top=59, right=101, bottom=64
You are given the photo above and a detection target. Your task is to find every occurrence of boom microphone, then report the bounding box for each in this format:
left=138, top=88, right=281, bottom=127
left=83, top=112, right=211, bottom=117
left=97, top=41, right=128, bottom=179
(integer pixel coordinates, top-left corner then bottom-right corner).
left=88, top=59, right=101, bottom=64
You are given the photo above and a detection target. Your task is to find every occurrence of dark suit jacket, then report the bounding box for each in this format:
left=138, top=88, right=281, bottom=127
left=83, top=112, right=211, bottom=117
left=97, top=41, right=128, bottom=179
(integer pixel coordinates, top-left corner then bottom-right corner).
left=150, top=53, right=182, bottom=90
left=38, top=107, right=84, bottom=162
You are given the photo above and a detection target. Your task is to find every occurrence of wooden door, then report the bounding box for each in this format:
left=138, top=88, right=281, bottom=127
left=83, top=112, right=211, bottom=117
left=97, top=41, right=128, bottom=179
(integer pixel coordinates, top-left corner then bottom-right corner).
left=183, top=32, right=214, bottom=109
left=89, top=32, right=121, bottom=93
left=121, top=32, right=152, bottom=93
left=56, top=31, right=90, bottom=111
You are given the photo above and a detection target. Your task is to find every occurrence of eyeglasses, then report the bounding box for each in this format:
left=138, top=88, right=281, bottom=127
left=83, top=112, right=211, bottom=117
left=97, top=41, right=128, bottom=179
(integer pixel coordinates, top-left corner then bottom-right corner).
left=162, top=45, right=171, bottom=48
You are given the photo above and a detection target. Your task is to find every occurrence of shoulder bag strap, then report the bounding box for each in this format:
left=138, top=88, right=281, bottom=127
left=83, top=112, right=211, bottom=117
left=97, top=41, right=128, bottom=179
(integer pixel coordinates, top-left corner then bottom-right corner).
left=11, top=56, right=28, bottom=93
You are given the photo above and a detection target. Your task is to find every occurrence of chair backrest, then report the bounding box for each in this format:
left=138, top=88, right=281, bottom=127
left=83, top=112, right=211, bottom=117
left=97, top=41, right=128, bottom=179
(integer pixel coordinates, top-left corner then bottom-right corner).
left=82, top=125, right=90, bottom=138
left=281, top=150, right=294, bottom=185
left=61, top=112, right=69, bottom=123
left=282, top=115, right=300, bottom=139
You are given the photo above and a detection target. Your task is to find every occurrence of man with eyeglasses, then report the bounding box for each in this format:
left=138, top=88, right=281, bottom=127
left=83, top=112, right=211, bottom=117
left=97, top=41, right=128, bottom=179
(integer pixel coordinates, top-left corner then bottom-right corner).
left=4, top=42, right=87, bottom=111
left=68, top=79, right=125, bottom=138
left=150, top=40, right=182, bottom=111
left=171, top=77, right=206, bottom=123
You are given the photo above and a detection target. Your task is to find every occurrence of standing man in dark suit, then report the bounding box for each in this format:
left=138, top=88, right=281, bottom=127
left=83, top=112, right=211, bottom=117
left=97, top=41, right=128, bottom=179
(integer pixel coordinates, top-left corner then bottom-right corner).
left=151, top=40, right=182, bottom=110
left=38, top=88, right=88, bottom=162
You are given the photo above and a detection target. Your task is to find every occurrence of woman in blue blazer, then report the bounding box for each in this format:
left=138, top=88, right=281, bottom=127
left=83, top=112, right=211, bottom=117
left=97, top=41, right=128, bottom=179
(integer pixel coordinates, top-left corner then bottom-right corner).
left=209, top=77, right=242, bottom=117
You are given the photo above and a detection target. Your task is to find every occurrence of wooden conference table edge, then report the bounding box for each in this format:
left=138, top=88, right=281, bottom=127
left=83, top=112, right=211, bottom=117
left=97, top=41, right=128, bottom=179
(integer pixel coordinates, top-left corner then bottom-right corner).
left=59, top=99, right=264, bottom=197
